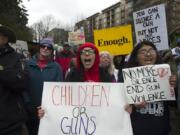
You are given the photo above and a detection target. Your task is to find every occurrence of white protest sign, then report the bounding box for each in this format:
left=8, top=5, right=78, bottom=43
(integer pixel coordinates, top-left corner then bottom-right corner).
left=10, top=40, right=29, bottom=58
left=38, top=82, right=133, bottom=135
left=133, top=4, right=169, bottom=50
left=122, top=64, right=175, bottom=104
left=68, top=29, right=85, bottom=45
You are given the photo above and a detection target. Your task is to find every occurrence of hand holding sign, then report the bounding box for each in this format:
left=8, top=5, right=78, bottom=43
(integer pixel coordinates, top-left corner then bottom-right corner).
left=169, top=75, right=177, bottom=88
left=38, top=82, right=133, bottom=135
left=37, top=106, right=45, bottom=119
left=133, top=4, right=169, bottom=50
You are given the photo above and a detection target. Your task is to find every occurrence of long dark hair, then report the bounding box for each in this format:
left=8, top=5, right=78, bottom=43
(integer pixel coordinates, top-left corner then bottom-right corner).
left=126, top=40, right=162, bottom=68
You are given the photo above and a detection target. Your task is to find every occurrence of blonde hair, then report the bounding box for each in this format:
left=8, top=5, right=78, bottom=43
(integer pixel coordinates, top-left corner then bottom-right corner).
left=99, top=51, right=114, bottom=75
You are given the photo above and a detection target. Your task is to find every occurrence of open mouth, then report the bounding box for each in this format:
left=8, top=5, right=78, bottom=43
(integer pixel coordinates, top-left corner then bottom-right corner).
left=144, top=59, right=153, bottom=64
left=84, top=58, right=92, bottom=65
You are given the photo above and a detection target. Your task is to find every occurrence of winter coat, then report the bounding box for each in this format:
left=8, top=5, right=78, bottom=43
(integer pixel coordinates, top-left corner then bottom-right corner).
left=26, top=56, right=63, bottom=111
left=131, top=101, right=170, bottom=135
left=0, top=44, right=28, bottom=133
left=65, top=67, right=112, bottom=82
left=55, top=50, right=75, bottom=80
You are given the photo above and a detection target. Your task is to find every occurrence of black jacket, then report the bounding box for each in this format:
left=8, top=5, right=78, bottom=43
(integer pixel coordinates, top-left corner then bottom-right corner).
left=131, top=101, right=170, bottom=135
left=0, top=44, right=28, bottom=133
left=65, top=67, right=112, bottom=82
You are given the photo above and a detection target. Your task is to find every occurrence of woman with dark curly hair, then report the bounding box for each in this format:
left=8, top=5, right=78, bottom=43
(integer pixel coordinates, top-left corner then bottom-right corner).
left=126, top=40, right=176, bottom=135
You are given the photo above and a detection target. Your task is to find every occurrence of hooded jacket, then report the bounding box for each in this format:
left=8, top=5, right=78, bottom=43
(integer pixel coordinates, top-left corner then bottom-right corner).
left=65, top=42, right=112, bottom=82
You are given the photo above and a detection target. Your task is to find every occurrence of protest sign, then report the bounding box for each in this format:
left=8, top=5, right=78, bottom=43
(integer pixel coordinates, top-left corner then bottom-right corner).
left=10, top=40, right=29, bottom=58
left=94, top=25, right=133, bottom=55
left=133, top=4, right=169, bottom=50
left=38, top=82, right=133, bottom=135
left=68, top=28, right=85, bottom=45
left=122, top=64, right=175, bottom=104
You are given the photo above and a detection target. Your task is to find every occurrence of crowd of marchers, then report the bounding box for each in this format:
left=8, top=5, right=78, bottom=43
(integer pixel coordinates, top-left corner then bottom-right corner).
left=0, top=25, right=179, bottom=135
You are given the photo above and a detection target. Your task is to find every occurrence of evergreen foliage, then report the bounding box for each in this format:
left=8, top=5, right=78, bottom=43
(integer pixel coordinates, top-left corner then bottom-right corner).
left=0, top=0, right=32, bottom=41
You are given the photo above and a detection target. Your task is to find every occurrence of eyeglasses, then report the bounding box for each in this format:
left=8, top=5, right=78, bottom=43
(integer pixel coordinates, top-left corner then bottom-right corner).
left=138, top=49, right=156, bottom=55
left=80, top=49, right=95, bottom=55
left=40, top=45, right=53, bottom=50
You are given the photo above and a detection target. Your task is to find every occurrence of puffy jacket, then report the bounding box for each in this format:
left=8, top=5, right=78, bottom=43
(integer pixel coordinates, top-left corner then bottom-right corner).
left=0, top=44, right=28, bottom=133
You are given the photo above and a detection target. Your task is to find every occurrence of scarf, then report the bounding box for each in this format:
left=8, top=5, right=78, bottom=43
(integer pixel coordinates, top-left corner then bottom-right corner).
left=37, top=58, right=48, bottom=69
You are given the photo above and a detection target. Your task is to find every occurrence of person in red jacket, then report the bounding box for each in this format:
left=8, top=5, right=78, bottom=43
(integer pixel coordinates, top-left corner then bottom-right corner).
left=55, top=42, right=75, bottom=80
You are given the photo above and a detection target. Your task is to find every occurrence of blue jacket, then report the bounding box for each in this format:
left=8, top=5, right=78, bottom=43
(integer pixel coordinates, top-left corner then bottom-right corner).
left=26, top=56, right=63, bottom=109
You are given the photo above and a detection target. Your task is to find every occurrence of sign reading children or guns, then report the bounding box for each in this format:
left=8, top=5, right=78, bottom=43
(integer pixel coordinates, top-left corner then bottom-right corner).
left=122, top=64, right=175, bottom=104
left=38, top=82, right=133, bottom=135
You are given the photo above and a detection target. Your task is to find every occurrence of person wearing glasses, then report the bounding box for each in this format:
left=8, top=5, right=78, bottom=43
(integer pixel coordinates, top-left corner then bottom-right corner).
left=65, top=42, right=112, bottom=82
left=37, top=42, right=133, bottom=120
left=25, top=38, right=63, bottom=135
left=126, top=40, right=176, bottom=135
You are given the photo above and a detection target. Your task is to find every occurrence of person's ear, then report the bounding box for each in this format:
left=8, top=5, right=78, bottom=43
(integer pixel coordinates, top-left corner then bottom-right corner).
left=1, top=36, right=8, bottom=45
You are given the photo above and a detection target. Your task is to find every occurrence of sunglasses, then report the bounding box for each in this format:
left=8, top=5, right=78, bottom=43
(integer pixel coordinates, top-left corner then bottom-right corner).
left=40, top=45, right=53, bottom=50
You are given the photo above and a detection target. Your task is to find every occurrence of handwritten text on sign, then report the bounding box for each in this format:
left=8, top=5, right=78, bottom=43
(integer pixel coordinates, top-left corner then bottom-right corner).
left=122, top=64, right=175, bottom=104
left=38, top=82, right=133, bottom=135
left=133, top=4, right=169, bottom=50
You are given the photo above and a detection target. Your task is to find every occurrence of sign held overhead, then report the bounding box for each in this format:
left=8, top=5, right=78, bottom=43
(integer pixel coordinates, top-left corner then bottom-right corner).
left=133, top=4, right=169, bottom=51
left=94, top=25, right=133, bottom=55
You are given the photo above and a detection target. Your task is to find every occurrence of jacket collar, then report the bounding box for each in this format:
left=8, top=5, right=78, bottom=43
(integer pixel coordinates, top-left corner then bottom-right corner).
left=0, top=44, right=14, bottom=56
left=28, top=54, right=54, bottom=68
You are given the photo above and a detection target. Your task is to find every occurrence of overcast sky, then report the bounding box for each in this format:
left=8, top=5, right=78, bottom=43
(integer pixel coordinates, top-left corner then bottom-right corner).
left=23, top=0, right=120, bottom=26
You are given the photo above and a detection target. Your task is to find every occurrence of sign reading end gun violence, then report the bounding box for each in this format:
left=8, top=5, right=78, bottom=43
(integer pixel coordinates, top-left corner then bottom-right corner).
left=122, top=64, right=175, bottom=104
left=38, top=82, right=133, bottom=135
left=94, top=25, right=133, bottom=55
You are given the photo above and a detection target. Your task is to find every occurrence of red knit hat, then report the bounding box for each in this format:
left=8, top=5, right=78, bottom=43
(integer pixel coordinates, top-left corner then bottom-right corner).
left=76, top=42, right=100, bottom=82
left=77, top=42, right=99, bottom=69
